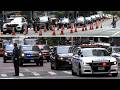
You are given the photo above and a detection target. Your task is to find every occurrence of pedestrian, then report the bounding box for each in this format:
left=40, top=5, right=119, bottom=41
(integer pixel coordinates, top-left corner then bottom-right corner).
left=13, top=43, right=20, bottom=76
left=112, top=16, right=116, bottom=28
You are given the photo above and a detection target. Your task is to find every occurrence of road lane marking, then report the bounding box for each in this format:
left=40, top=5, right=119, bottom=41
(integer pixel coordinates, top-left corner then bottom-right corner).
left=19, top=73, right=24, bottom=76
left=62, top=71, right=72, bottom=75
left=111, top=31, right=120, bottom=37
left=1, top=74, right=7, bottom=77
left=31, top=72, right=40, bottom=76
left=48, top=71, right=56, bottom=75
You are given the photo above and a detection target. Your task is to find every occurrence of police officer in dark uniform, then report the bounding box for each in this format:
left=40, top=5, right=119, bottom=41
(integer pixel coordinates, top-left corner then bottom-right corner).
left=13, top=43, right=20, bottom=76
left=112, top=15, right=116, bottom=28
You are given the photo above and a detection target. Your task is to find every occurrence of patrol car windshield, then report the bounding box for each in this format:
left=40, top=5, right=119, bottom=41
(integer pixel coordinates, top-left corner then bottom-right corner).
left=57, top=47, right=70, bottom=54
left=82, top=49, right=109, bottom=57
left=113, top=47, right=120, bottom=53
left=5, top=45, right=14, bottom=51
left=92, top=50, right=109, bottom=56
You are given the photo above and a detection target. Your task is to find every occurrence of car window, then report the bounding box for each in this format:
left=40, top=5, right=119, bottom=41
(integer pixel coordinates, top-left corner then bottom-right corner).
left=5, top=45, right=14, bottom=51
left=113, top=47, right=120, bottom=53
left=57, top=46, right=69, bottom=54
left=107, top=48, right=112, bottom=53
left=68, top=47, right=73, bottom=53
left=44, top=45, right=50, bottom=51
left=32, top=46, right=40, bottom=51
left=22, top=18, right=25, bottom=22
left=92, top=49, right=109, bottom=56
left=82, top=50, right=93, bottom=57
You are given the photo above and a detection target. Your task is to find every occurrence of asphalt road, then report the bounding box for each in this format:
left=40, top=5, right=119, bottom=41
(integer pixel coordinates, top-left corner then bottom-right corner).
left=0, top=57, right=120, bottom=79
left=1, top=19, right=120, bottom=37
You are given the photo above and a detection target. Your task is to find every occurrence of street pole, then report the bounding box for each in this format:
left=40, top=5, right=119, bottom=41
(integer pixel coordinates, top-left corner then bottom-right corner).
left=2, top=11, right=4, bottom=22
left=71, top=37, right=73, bottom=46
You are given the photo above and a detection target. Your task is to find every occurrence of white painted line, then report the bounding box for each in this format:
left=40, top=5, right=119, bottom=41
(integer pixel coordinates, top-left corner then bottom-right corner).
left=48, top=71, right=56, bottom=75
left=111, top=31, right=120, bottom=37
left=62, top=71, right=72, bottom=75
left=31, top=72, right=40, bottom=76
left=24, top=69, right=30, bottom=72
left=1, top=74, right=7, bottom=77
left=19, top=73, right=24, bottom=77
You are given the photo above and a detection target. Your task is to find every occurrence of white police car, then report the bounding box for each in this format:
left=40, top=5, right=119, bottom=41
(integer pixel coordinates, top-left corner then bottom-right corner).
left=3, top=17, right=28, bottom=34
left=71, top=48, right=118, bottom=77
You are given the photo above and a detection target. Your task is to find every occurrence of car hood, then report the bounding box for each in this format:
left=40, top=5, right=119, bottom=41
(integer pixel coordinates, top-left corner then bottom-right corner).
left=6, top=50, right=13, bottom=53
left=58, top=53, right=73, bottom=58
left=23, top=51, right=39, bottom=54
left=112, top=52, right=120, bottom=57
left=80, top=56, right=116, bottom=63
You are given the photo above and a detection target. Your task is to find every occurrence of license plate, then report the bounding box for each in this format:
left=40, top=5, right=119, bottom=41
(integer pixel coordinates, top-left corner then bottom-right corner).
left=8, top=27, right=14, bottom=30
left=98, top=67, right=105, bottom=70
left=30, top=60, right=34, bottom=62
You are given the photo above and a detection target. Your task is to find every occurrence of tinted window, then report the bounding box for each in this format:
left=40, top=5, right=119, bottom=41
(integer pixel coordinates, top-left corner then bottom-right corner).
left=44, top=45, right=50, bottom=51
left=113, top=47, right=120, bottom=53
left=82, top=50, right=93, bottom=57
left=32, top=46, right=40, bottom=51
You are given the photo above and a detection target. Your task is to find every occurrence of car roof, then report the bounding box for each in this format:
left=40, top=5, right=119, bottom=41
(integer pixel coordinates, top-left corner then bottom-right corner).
left=21, top=45, right=34, bottom=47
left=55, top=45, right=72, bottom=48
left=81, top=48, right=106, bottom=50
left=109, top=46, right=120, bottom=48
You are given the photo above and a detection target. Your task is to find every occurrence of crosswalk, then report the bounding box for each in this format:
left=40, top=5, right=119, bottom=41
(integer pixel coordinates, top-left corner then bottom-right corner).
left=0, top=70, right=72, bottom=78
left=0, top=70, right=120, bottom=78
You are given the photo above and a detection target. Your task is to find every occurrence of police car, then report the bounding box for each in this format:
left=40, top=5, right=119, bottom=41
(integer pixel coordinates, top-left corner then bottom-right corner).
left=2, top=17, right=28, bottom=34
left=71, top=48, right=118, bottom=77
left=107, top=46, right=120, bottom=64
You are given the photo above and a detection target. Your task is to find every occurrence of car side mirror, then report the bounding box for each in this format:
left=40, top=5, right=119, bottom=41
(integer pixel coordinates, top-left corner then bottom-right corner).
left=81, top=55, right=83, bottom=57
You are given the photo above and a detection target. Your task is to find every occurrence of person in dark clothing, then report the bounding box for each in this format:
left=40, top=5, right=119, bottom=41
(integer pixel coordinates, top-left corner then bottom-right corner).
left=13, top=43, right=20, bottom=76
left=112, top=16, right=116, bottom=28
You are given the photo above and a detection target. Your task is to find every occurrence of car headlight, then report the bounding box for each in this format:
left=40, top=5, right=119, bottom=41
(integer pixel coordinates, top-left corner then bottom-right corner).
left=111, top=61, right=117, bottom=65
left=113, top=61, right=117, bottom=65
left=58, top=57, right=63, bottom=60
left=39, top=53, right=42, bottom=56
left=5, top=52, right=7, bottom=56
left=21, top=53, right=24, bottom=57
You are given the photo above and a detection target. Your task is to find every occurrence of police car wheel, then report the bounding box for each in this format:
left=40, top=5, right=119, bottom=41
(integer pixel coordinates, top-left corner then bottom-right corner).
left=112, top=73, right=118, bottom=77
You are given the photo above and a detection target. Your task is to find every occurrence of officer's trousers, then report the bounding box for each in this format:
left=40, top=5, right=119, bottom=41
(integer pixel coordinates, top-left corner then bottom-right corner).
left=13, top=59, right=19, bottom=76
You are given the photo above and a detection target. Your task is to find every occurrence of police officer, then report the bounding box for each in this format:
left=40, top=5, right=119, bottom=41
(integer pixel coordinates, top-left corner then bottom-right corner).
left=13, top=43, right=20, bottom=76
left=112, top=15, right=116, bottom=28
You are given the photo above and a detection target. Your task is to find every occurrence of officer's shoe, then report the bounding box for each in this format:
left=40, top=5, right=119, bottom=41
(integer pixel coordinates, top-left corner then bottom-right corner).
left=14, top=74, right=19, bottom=76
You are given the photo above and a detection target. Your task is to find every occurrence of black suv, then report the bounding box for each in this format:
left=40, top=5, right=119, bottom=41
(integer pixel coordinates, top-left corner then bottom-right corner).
left=19, top=45, right=43, bottom=66
left=50, top=46, right=73, bottom=70
left=3, top=44, right=14, bottom=63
